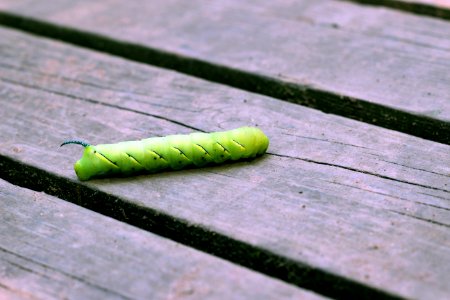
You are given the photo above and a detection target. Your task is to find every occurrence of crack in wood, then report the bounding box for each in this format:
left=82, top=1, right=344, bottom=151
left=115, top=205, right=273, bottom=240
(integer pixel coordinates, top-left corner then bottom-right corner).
left=418, top=192, right=450, bottom=201
left=0, top=77, right=204, bottom=133
left=280, top=132, right=371, bottom=150
left=4, top=259, right=55, bottom=281
left=389, top=210, right=450, bottom=228
left=267, top=152, right=450, bottom=193
left=0, top=10, right=448, bottom=145
left=377, top=158, right=449, bottom=177
left=0, top=61, right=202, bottom=113
left=0, top=154, right=404, bottom=300
left=1, top=73, right=446, bottom=194
left=0, top=245, right=134, bottom=299
left=320, top=179, right=450, bottom=211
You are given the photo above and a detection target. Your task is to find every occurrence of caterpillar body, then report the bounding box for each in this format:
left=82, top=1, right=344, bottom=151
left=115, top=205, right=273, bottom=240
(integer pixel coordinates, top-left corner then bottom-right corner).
left=61, top=127, right=269, bottom=181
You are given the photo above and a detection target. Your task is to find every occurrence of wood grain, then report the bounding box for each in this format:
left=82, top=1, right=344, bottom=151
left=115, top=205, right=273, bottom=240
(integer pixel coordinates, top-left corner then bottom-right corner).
left=0, top=178, right=321, bottom=300
left=0, top=27, right=449, bottom=299
left=0, top=0, right=449, bottom=144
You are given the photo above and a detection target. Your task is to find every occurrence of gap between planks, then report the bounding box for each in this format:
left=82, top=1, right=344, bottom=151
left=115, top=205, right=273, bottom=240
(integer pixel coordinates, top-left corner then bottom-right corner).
left=1, top=76, right=448, bottom=195
left=0, top=24, right=446, bottom=300
left=0, top=156, right=403, bottom=300
left=1, top=78, right=445, bottom=298
left=341, top=0, right=450, bottom=21
left=0, top=178, right=325, bottom=300
left=0, top=11, right=448, bottom=145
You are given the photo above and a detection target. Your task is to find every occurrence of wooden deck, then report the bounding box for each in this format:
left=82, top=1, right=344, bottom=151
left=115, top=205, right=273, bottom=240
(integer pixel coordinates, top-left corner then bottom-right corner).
left=0, top=1, right=449, bottom=299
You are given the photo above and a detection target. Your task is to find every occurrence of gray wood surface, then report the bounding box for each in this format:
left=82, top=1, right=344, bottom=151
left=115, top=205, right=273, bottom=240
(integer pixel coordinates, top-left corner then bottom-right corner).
left=0, top=27, right=449, bottom=299
left=343, top=0, right=450, bottom=20
left=0, top=0, right=449, bottom=143
left=0, top=178, right=321, bottom=300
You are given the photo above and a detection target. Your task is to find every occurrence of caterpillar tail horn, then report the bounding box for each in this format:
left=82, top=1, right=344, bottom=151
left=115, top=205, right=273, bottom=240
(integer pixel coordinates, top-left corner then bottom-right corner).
left=60, top=140, right=91, bottom=148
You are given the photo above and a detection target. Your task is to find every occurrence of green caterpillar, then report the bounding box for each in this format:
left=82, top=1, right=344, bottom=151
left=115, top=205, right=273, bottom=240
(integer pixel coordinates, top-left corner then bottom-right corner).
left=61, top=127, right=269, bottom=181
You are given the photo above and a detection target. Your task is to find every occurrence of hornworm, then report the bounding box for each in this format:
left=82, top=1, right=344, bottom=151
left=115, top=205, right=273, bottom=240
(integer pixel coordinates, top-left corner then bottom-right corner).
left=61, top=127, right=269, bottom=180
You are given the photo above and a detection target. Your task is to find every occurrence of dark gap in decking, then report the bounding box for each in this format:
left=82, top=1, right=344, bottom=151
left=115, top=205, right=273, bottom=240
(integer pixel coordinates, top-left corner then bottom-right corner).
left=341, top=0, right=450, bottom=21
left=0, top=11, right=448, bottom=145
left=2, top=75, right=447, bottom=194
left=0, top=155, right=404, bottom=300
left=3, top=74, right=447, bottom=194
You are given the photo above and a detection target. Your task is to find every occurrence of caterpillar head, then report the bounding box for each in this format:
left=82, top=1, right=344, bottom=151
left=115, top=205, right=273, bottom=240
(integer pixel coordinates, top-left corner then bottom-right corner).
left=61, top=140, right=117, bottom=180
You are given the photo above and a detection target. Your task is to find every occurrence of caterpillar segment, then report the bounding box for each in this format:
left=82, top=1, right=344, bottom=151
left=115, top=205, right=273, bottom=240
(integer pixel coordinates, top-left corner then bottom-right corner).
left=61, top=127, right=269, bottom=181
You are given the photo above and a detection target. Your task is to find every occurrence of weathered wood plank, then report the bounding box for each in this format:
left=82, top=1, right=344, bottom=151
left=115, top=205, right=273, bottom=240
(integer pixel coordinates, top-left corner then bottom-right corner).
left=0, top=27, right=447, bottom=195
left=0, top=0, right=449, bottom=143
left=0, top=27, right=449, bottom=299
left=343, top=0, right=450, bottom=20
left=0, top=178, right=321, bottom=300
